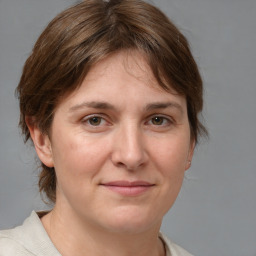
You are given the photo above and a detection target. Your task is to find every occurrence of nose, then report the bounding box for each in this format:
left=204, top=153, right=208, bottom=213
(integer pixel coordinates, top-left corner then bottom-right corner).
left=111, top=124, right=148, bottom=171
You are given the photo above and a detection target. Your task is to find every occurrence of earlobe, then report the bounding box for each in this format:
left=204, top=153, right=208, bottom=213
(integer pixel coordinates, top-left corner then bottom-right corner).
left=26, top=116, right=54, bottom=168
left=185, top=140, right=195, bottom=171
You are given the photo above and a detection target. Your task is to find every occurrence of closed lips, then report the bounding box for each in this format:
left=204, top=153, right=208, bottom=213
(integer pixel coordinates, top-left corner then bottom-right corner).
left=101, top=181, right=154, bottom=187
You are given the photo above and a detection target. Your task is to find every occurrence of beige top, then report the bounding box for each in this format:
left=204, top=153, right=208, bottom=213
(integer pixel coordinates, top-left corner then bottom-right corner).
left=0, top=211, right=193, bottom=256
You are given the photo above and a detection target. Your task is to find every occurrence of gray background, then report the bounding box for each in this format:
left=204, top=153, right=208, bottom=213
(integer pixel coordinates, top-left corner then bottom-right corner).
left=0, top=0, right=255, bottom=255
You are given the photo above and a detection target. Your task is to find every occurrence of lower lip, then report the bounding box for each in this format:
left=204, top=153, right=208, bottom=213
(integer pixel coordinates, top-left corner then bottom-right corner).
left=102, top=185, right=153, bottom=196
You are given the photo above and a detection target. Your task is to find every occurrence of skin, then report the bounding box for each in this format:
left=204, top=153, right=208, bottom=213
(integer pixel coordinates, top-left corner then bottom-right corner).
left=27, top=50, right=194, bottom=256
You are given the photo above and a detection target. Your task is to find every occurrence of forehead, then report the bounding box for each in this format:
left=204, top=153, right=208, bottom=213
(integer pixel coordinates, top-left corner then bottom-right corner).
left=86, top=50, right=159, bottom=88
left=58, top=50, right=186, bottom=111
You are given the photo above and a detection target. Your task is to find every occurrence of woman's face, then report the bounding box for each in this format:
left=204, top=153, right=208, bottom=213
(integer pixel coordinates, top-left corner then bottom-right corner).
left=36, top=51, right=194, bottom=233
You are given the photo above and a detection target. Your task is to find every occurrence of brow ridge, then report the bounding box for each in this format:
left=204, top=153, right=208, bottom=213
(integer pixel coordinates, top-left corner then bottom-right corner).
left=145, top=102, right=183, bottom=113
left=69, top=101, right=115, bottom=112
left=69, top=101, right=183, bottom=114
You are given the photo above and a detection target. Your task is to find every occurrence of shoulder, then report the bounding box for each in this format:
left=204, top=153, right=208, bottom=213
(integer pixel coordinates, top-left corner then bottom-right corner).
left=159, top=232, right=194, bottom=256
left=0, top=211, right=61, bottom=256
left=0, top=229, right=34, bottom=256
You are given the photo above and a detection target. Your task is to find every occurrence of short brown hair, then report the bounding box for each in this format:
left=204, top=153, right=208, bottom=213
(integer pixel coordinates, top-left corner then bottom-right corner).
left=16, top=0, right=207, bottom=203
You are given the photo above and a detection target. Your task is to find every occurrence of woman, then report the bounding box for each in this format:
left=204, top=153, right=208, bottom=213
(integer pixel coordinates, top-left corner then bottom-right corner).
left=0, top=0, right=206, bottom=255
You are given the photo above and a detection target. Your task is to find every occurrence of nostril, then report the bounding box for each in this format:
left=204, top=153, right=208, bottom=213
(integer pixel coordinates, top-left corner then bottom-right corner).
left=116, top=161, right=126, bottom=168
left=113, top=154, right=146, bottom=171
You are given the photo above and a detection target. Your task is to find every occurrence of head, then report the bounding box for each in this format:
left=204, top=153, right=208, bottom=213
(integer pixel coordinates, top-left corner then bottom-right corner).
left=17, top=0, right=206, bottom=203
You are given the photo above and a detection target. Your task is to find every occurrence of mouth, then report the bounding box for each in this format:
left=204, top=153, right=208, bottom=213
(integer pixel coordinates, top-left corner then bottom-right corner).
left=100, top=180, right=155, bottom=196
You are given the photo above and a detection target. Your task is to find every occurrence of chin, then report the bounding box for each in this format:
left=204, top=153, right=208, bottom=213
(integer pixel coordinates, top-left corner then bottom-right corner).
left=102, top=206, right=162, bottom=234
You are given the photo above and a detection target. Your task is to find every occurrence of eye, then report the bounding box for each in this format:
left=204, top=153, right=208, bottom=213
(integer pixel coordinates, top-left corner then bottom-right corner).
left=82, top=115, right=108, bottom=127
left=88, top=116, right=103, bottom=126
left=151, top=116, right=165, bottom=125
left=149, top=116, right=171, bottom=126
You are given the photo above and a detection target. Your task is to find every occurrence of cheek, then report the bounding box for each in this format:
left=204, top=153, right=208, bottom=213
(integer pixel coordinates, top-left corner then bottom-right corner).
left=148, top=139, right=187, bottom=217
left=149, top=134, right=190, bottom=175
left=51, top=130, right=110, bottom=181
left=51, top=136, right=110, bottom=204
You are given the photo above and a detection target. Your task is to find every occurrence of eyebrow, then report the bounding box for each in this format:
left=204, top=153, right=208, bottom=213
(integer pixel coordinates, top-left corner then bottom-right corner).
left=69, top=101, right=183, bottom=114
left=69, top=101, right=115, bottom=112
left=145, top=102, right=183, bottom=114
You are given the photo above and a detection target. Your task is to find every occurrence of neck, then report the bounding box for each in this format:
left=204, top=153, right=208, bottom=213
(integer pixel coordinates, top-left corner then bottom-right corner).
left=41, top=207, right=165, bottom=256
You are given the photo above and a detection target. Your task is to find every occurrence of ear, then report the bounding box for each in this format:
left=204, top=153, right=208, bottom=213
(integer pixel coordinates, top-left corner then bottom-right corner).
left=26, top=116, right=54, bottom=168
left=185, top=139, right=195, bottom=171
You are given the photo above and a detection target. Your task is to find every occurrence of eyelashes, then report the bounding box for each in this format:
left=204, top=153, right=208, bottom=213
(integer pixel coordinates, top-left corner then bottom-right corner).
left=147, top=116, right=173, bottom=126
left=82, top=115, right=108, bottom=128
left=81, top=114, right=174, bottom=131
left=87, top=116, right=105, bottom=126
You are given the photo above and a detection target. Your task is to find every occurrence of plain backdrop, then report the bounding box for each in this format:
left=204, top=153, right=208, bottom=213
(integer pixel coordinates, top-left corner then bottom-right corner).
left=0, top=0, right=256, bottom=255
